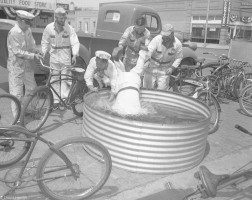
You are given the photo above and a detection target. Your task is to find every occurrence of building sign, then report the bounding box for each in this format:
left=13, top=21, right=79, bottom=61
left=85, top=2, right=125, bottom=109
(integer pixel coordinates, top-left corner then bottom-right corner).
left=56, top=3, right=69, bottom=11
left=0, top=0, right=56, bottom=10
left=222, top=0, right=231, bottom=27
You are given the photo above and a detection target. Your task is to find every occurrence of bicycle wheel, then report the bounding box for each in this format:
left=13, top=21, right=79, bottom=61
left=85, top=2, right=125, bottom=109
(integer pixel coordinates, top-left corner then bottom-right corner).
left=70, top=78, right=100, bottom=117
left=0, top=94, right=21, bottom=126
left=239, top=84, right=252, bottom=117
left=20, top=86, right=53, bottom=133
left=233, top=72, right=252, bottom=98
left=36, top=137, right=112, bottom=200
left=196, top=91, right=221, bottom=134
left=0, top=129, right=31, bottom=168
left=201, top=75, right=221, bottom=97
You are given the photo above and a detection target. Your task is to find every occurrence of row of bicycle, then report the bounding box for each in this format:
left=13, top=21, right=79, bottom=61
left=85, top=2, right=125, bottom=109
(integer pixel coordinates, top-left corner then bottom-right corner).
left=0, top=59, right=113, bottom=199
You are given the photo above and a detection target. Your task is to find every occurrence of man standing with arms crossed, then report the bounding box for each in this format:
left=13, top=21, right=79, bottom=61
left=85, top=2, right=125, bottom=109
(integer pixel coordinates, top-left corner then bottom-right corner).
left=7, top=10, right=42, bottom=117
left=41, top=7, right=80, bottom=109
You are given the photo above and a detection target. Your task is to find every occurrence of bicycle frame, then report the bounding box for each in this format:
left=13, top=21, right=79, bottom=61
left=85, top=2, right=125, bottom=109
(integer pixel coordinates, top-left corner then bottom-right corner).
left=0, top=126, right=77, bottom=186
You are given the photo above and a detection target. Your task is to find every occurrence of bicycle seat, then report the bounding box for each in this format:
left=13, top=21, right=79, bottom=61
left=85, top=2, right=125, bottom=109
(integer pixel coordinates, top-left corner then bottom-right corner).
left=198, top=165, right=230, bottom=198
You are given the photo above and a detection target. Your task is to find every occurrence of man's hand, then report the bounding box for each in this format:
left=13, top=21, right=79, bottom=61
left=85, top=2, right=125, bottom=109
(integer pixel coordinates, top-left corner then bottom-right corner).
left=72, top=55, right=77, bottom=66
left=108, top=93, right=115, bottom=102
left=166, top=67, right=175, bottom=75
left=34, top=53, right=43, bottom=60
left=88, top=86, right=98, bottom=92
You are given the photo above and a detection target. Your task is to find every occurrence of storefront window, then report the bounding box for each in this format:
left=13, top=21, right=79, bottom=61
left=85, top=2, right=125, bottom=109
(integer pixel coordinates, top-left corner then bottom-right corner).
left=191, top=25, right=220, bottom=44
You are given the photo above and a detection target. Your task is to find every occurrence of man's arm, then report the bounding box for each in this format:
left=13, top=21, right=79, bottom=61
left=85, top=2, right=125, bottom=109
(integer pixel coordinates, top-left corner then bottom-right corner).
left=41, top=26, right=50, bottom=56
left=69, top=26, right=80, bottom=65
left=172, top=42, right=183, bottom=68
left=84, top=58, right=97, bottom=90
left=8, top=32, right=35, bottom=60
left=118, top=27, right=131, bottom=48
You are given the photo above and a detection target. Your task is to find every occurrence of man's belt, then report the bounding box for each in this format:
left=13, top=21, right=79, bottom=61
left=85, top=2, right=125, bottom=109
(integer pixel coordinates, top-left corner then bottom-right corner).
left=127, top=46, right=139, bottom=54
left=151, top=57, right=171, bottom=65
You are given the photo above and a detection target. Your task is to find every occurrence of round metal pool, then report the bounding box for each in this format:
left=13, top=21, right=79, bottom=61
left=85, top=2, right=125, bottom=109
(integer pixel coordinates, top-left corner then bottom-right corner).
left=82, top=89, right=211, bottom=174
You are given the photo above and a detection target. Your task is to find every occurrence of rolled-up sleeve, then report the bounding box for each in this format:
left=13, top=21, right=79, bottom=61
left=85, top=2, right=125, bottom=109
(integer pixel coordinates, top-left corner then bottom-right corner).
left=118, top=27, right=131, bottom=47
left=70, top=26, right=80, bottom=56
left=8, top=33, right=34, bottom=60
left=172, top=42, right=183, bottom=68
left=41, top=26, right=50, bottom=55
left=84, top=58, right=96, bottom=87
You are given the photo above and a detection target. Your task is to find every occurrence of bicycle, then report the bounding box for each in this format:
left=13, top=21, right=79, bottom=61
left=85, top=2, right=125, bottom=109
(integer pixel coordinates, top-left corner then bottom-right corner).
left=169, top=64, right=221, bottom=135
left=19, top=59, right=87, bottom=133
left=201, top=52, right=252, bottom=99
left=0, top=125, right=112, bottom=200
left=183, top=125, right=252, bottom=200
left=0, top=94, right=21, bottom=126
left=239, top=83, right=252, bottom=117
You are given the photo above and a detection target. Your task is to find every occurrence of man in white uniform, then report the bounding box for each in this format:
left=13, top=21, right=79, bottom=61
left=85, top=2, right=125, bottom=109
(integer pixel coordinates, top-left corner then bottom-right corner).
left=41, top=7, right=80, bottom=108
left=7, top=10, right=42, bottom=116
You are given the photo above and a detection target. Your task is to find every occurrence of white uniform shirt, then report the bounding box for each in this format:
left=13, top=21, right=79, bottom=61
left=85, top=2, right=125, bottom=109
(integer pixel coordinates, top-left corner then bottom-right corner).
left=84, top=58, right=125, bottom=94
left=41, top=22, right=80, bottom=65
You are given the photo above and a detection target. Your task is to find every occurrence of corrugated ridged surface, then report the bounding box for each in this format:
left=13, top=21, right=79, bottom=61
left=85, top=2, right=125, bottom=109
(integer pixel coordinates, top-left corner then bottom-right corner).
left=82, top=89, right=211, bottom=174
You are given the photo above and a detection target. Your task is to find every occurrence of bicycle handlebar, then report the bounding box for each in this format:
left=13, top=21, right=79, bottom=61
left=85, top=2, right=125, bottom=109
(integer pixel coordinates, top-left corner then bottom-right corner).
left=39, top=59, right=85, bottom=73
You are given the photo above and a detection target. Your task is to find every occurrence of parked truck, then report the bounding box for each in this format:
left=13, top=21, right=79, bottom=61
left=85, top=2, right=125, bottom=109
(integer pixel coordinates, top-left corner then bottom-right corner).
left=0, top=3, right=198, bottom=79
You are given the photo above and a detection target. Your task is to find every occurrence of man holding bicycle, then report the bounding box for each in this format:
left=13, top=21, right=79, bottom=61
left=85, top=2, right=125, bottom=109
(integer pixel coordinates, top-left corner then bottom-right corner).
left=7, top=10, right=42, bottom=115
left=41, top=7, right=80, bottom=108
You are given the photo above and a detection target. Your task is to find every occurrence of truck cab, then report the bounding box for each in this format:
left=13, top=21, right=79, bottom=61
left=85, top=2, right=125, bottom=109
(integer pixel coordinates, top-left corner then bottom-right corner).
left=96, top=4, right=161, bottom=40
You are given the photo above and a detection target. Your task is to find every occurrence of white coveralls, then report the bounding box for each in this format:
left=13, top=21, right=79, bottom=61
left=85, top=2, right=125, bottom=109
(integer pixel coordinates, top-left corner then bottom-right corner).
left=84, top=58, right=125, bottom=94
left=143, top=35, right=183, bottom=90
left=41, top=22, right=80, bottom=103
left=7, top=24, right=38, bottom=115
left=119, top=26, right=150, bottom=72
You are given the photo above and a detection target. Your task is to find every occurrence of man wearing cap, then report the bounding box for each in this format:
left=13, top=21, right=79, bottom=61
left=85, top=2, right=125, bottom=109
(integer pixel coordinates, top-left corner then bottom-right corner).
left=84, top=51, right=125, bottom=100
left=142, top=23, right=183, bottom=90
left=116, top=16, right=150, bottom=72
left=41, top=7, right=80, bottom=108
left=7, top=10, right=42, bottom=113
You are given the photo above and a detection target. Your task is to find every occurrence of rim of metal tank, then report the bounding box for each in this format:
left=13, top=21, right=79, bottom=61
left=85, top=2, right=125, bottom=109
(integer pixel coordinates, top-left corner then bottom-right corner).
left=83, top=88, right=211, bottom=127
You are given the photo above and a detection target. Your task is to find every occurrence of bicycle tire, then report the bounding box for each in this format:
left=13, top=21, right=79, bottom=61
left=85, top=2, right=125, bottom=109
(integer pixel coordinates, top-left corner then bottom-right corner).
left=196, top=91, right=221, bottom=134
left=239, top=84, right=252, bottom=117
left=0, top=128, right=31, bottom=168
left=20, top=86, right=53, bottom=133
left=233, top=72, right=252, bottom=99
left=0, top=94, right=21, bottom=126
left=71, top=78, right=100, bottom=117
left=36, top=136, right=112, bottom=200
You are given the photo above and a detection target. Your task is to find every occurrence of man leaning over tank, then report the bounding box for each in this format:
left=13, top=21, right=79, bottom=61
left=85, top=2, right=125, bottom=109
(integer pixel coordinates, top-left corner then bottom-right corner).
left=116, top=16, right=151, bottom=72
left=41, top=7, right=80, bottom=109
left=84, top=50, right=125, bottom=102
left=133, top=23, right=183, bottom=90
left=7, top=10, right=42, bottom=116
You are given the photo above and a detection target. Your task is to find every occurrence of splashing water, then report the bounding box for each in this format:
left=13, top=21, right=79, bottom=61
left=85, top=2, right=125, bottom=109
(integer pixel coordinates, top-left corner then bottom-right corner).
left=86, top=93, right=204, bottom=125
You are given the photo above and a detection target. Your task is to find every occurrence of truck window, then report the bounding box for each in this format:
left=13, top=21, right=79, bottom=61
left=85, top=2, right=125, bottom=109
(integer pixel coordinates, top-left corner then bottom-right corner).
left=105, top=11, right=120, bottom=22
left=142, top=14, right=158, bottom=32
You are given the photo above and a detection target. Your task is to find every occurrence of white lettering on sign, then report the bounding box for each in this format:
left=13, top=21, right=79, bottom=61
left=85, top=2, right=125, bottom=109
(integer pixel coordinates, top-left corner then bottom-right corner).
left=35, top=1, right=47, bottom=8
left=0, top=0, right=56, bottom=10
left=19, top=0, right=30, bottom=6
left=0, top=0, right=16, bottom=5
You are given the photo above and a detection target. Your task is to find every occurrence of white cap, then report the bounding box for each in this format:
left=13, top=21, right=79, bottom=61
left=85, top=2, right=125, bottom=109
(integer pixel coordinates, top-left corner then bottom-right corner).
left=95, top=51, right=111, bottom=60
left=16, top=10, right=35, bottom=20
left=55, top=7, right=67, bottom=14
left=161, top=24, right=174, bottom=36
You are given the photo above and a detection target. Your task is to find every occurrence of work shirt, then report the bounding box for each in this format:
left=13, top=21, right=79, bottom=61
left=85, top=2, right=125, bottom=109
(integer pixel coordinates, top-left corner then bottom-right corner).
left=119, top=26, right=150, bottom=52
left=7, top=24, right=37, bottom=72
left=41, top=22, right=80, bottom=65
left=147, top=35, right=183, bottom=69
left=84, top=57, right=125, bottom=94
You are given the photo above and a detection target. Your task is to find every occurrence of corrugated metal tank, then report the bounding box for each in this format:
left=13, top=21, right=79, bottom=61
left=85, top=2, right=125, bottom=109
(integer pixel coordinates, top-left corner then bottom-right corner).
left=82, top=89, right=211, bottom=174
